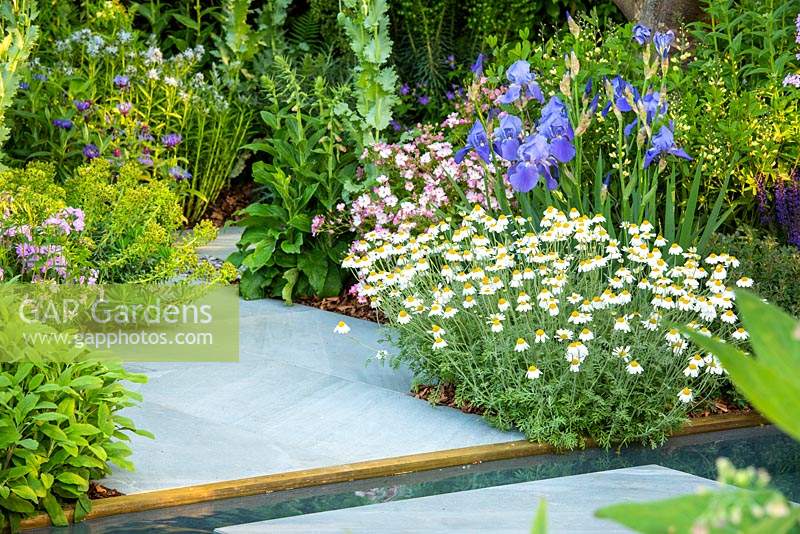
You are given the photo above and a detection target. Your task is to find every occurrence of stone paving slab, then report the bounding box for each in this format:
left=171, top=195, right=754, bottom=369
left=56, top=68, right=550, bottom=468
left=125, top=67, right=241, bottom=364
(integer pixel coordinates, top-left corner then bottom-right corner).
left=215, top=465, right=717, bottom=533
left=104, top=298, right=521, bottom=493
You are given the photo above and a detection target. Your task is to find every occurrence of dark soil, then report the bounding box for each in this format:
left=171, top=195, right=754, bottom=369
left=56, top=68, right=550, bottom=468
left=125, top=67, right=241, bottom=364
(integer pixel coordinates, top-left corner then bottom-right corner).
left=88, top=481, right=123, bottom=499
left=205, top=177, right=256, bottom=228
left=297, top=293, right=385, bottom=323
left=413, top=383, right=485, bottom=415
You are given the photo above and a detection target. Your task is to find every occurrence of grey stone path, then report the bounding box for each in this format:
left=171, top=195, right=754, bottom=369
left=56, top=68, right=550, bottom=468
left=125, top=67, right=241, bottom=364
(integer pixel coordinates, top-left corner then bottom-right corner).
left=103, top=227, right=520, bottom=493
left=215, top=465, right=717, bottom=533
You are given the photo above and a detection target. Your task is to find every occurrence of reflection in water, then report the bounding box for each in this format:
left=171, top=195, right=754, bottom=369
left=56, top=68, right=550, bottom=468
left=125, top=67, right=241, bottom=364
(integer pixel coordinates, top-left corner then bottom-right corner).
left=34, top=426, right=800, bottom=533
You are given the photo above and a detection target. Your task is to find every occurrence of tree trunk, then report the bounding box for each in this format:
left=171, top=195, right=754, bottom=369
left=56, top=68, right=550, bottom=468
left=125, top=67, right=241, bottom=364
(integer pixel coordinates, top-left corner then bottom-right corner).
left=611, top=0, right=704, bottom=30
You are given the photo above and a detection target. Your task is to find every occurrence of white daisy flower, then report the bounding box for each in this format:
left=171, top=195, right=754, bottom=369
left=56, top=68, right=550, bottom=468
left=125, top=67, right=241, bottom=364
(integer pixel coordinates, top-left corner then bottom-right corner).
left=555, top=328, right=573, bottom=341
left=534, top=329, right=548, bottom=343
left=613, top=316, right=631, bottom=332
left=430, top=325, right=446, bottom=337
left=526, top=365, right=542, bottom=379
left=463, top=296, right=476, bottom=308
left=720, top=310, right=737, bottom=324
left=731, top=328, right=749, bottom=341
left=489, top=318, right=504, bottom=333
left=578, top=328, right=594, bottom=342
left=683, top=362, right=700, bottom=377
left=497, top=298, right=511, bottom=312
left=514, top=338, right=530, bottom=352
left=626, top=360, right=644, bottom=375
left=334, top=321, right=351, bottom=334
left=566, top=341, right=589, bottom=361
left=612, top=345, right=631, bottom=361
left=677, top=387, right=693, bottom=403
left=665, top=328, right=682, bottom=343
left=432, top=336, right=448, bottom=350
left=397, top=310, right=411, bottom=324
left=569, top=357, right=582, bottom=372
left=736, top=276, right=754, bottom=288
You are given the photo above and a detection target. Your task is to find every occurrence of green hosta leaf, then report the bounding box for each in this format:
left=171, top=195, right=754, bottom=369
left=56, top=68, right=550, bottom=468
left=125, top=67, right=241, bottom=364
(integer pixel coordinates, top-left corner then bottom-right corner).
left=42, top=493, right=69, bottom=527
left=595, top=492, right=715, bottom=533
left=735, top=290, right=800, bottom=374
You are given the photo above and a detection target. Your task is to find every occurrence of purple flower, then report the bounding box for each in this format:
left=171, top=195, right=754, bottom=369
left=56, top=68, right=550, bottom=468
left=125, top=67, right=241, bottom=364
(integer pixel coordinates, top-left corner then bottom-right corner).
left=492, top=114, right=523, bottom=161
left=74, top=99, right=92, bottom=112
left=653, top=30, right=675, bottom=59
left=447, top=54, right=456, bottom=69
left=161, top=132, right=182, bottom=148
left=33, top=73, right=46, bottom=81
left=83, top=144, right=100, bottom=159
left=783, top=74, right=800, bottom=88
left=117, top=102, right=132, bottom=115
left=632, top=24, right=651, bottom=45
left=641, top=90, right=667, bottom=124
left=138, top=153, right=154, bottom=166
left=113, top=75, right=130, bottom=89
left=643, top=125, right=692, bottom=168
left=390, top=120, right=402, bottom=132
left=417, top=95, right=430, bottom=105
left=602, top=76, right=639, bottom=116
left=19, top=81, right=29, bottom=90
left=507, top=134, right=559, bottom=192
left=169, top=166, right=192, bottom=181
left=498, top=60, right=544, bottom=104
left=52, top=118, right=73, bottom=130
left=471, top=53, right=485, bottom=76
left=400, top=83, right=410, bottom=96
left=455, top=120, right=492, bottom=164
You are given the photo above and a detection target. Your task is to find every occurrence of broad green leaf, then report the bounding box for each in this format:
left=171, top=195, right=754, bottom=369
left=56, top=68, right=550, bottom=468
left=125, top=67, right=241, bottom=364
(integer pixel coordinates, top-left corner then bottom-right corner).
left=69, top=376, right=103, bottom=390
left=42, top=493, right=69, bottom=527
left=55, top=472, right=89, bottom=489
left=595, top=492, right=715, bottom=533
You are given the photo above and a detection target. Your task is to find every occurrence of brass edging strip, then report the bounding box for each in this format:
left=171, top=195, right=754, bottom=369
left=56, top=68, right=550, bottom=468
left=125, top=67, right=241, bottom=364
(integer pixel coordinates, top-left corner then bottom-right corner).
left=20, top=412, right=767, bottom=530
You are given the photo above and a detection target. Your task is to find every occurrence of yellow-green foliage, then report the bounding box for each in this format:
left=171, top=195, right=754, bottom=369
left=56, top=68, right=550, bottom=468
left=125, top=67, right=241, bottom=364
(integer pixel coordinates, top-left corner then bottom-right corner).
left=1, top=159, right=235, bottom=284
left=0, top=161, right=66, bottom=223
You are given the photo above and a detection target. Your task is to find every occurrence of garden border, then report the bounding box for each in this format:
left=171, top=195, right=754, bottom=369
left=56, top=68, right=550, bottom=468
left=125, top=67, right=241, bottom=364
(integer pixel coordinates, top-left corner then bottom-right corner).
left=20, top=412, right=767, bottom=530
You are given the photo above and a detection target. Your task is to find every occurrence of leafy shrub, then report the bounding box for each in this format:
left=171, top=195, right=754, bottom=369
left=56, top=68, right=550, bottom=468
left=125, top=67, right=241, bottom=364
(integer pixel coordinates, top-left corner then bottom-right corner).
left=344, top=207, right=752, bottom=448
left=231, top=59, right=357, bottom=301
left=709, top=227, right=800, bottom=318
left=0, top=0, right=38, bottom=165
left=10, top=24, right=253, bottom=222
left=0, top=291, right=151, bottom=529
left=597, top=291, right=800, bottom=532
left=0, top=159, right=233, bottom=284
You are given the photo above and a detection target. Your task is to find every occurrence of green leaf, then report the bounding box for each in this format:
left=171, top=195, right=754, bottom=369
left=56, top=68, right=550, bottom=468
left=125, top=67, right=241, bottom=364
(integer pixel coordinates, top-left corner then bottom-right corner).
left=55, top=472, right=89, bottom=490
left=287, top=213, right=312, bottom=233
left=242, top=234, right=278, bottom=270
left=298, top=248, right=329, bottom=295
left=69, top=376, right=103, bottom=390
left=281, top=268, right=300, bottom=303
left=530, top=499, right=547, bottom=534
left=172, top=13, right=200, bottom=30
left=735, top=291, right=800, bottom=374
left=0, top=426, right=21, bottom=448
left=74, top=493, right=92, bottom=523
left=9, top=485, right=37, bottom=501
left=40, top=424, right=69, bottom=442
left=16, top=438, right=38, bottom=450
left=595, top=492, right=715, bottom=533
left=42, top=493, right=69, bottom=527
left=0, top=494, right=35, bottom=514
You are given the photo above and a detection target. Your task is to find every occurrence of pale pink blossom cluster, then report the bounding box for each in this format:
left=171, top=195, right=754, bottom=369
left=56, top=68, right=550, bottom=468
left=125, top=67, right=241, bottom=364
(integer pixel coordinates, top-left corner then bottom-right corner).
left=347, top=125, right=505, bottom=240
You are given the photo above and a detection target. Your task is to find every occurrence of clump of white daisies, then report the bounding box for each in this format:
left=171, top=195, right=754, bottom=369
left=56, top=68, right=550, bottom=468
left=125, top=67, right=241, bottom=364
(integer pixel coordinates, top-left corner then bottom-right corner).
left=337, top=205, right=754, bottom=449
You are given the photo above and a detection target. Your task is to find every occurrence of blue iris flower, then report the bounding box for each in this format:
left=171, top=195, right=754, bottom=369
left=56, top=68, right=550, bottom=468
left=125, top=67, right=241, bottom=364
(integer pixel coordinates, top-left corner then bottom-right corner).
left=471, top=53, right=485, bottom=76
left=492, top=114, right=523, bottom=161
left=455, top=120, right=492, bottom=164
left=602, top=76, right=640, bottom=116
left=497, top=60, right=544, bottom=104
left=632, top=24, right=652, bottom=45
left=508, top=135, right=560, bottom=193
left=537, top=96, right=576, bottom=163
left=641, top=91, right=667, bottom=124
left=653, top=30, right=675, bottom=59
left=643, top=125, right=692, bottom=168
